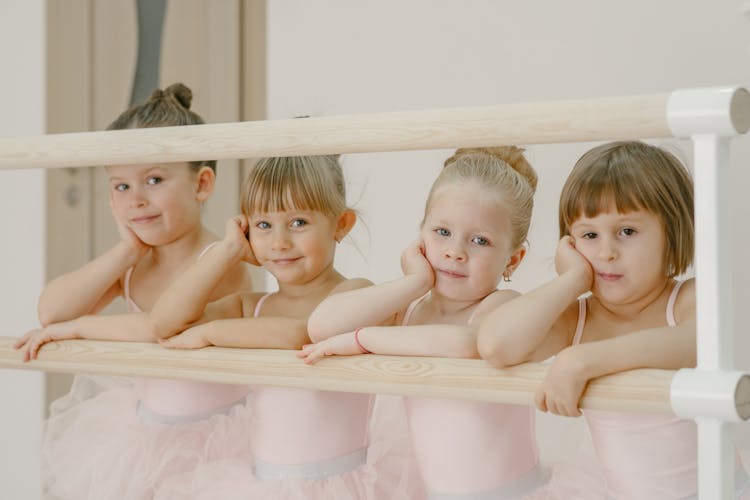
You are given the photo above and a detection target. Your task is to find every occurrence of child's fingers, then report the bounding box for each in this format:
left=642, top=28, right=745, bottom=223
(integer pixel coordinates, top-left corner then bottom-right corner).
left=533, top=390, right=547, bottom=412
left=13, top=330, right=35, bottom=349
left=296, top=344, right=314, bottom=358
left=158, top=338, right=176, bottom=349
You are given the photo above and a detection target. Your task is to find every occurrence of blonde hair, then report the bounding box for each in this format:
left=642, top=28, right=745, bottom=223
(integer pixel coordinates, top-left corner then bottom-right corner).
left=559, top=141, right=694, bottom=277
left=106, top=83, right=216, bottom=172
left=425, top=146, right=538, bottom=250
left=241, top=155, right=348, bottom=220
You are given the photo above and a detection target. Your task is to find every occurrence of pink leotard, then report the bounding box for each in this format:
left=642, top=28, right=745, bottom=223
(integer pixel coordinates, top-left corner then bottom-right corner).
left=403, top=294, right=547, bottom=498
left=574, top=281, right=748, bottom=499
left=125, top=242, right=250, bottom=422
left=250, top=292, right=373, bottom=478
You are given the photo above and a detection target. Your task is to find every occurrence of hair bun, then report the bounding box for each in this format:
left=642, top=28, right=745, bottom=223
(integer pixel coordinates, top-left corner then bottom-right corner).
left=445, top=146, right=538, bottom=191
left=165, top=83, right=193, bottom=109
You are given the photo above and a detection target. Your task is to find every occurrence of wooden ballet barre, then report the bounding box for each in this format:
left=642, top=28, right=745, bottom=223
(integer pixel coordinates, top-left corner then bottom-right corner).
left=0, top=336, right=674, bottom=414
left=0, top=94, right=673, bottom=170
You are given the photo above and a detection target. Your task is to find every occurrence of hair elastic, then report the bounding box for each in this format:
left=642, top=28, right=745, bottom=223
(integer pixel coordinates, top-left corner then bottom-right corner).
left=354, top=327, right=372, bottom=354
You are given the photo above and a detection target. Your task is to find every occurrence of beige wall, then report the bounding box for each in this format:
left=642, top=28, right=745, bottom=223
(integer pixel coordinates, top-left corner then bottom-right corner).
left=0, top=2, right=46, bottom=497
left=266, top=0, right=750, bottom=458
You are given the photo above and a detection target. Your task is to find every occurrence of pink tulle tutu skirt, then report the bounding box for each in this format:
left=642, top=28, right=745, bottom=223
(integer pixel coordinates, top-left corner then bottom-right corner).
left=155, top=394, right=424, bottom=500
left=43, top=375, right=252, bottom=500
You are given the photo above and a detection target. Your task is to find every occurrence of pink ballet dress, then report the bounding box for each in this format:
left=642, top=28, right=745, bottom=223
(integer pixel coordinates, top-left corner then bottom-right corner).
left=154, top=292, right=422, bottom=500
left=546, top=280, right=750, bottom=500
left=42, top=244, right=253, bottom=500
left=402, top=294, right=549, bottom=499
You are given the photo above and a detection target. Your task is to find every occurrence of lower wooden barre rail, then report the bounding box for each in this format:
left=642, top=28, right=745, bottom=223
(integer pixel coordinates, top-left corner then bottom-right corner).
left=0, top=336, right=674, bottom=414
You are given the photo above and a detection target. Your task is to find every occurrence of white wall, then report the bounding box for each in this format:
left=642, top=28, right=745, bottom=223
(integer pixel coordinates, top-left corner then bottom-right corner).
left=0, top=1, right=46, bottom=498
left=267, top=0, right=750, bottom=460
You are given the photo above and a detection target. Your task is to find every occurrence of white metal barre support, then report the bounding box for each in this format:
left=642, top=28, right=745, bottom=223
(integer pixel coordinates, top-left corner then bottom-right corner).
left=668, top=86, right=750, bottom=499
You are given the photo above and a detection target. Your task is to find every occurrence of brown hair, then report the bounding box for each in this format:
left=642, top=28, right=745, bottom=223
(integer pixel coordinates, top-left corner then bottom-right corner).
left=240, top=155, right=348, bottom=221
left=425, top=146, right=538, bottom=250
left=559, top=141, right=694, bottom=277
left=106, top=83, right=216, bottom=172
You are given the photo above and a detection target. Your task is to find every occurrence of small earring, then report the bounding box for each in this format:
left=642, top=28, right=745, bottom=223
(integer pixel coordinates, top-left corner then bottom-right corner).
left=503, top=273, right=511, bottom=283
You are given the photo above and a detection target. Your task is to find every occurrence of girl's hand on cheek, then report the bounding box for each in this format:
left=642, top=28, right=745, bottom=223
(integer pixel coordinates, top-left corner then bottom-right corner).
left=116, top=219, right=150, bottom=263
left=400, top=239, right=435, bottom=289
left=224, top=215, right=260, bottom=266
left=534, top=347, right=587, bottom=417
left=297, top=332, right=364, bottom=364
left=555, top=236, right=593, bottom=290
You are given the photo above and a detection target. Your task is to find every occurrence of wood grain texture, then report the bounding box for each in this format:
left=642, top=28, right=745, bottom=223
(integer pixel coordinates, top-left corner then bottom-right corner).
left=0, top=94, right=671, bottom=170
left=0, top=337, right=674, bottom=414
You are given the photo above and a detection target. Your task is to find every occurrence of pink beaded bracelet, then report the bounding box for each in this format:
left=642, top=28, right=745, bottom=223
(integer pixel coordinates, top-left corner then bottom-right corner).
left=354, top=327, right=372, bottom=354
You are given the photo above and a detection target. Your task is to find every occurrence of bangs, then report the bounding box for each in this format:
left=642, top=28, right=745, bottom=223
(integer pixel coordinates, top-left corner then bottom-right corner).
left=560, top=146, right=674, bottom=235
left=241, top=156, right=342, bottom=218
left=561, top=173, right=647, bottom=231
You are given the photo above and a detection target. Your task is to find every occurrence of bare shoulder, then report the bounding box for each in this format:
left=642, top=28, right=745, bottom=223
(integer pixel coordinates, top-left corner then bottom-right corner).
left=469, top=289, right=521, bottom=324
left=329, top=277, right=374, bottom=296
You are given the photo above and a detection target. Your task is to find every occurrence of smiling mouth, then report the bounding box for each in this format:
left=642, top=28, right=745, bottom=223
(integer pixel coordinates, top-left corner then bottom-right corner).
left=438, top=269, right=467, bottom=279
left=131, top=215, right=160, bottom=224
left=597, top=273, right=623, bottom=282
left=271, top=257, right=301, bottom=266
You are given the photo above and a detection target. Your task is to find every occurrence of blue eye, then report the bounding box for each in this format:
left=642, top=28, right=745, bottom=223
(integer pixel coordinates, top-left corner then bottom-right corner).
left=472, top=236, right=490, bottom=246
left=435, top=228, right=450, bottom=237
left=146, top=176, right=163, bottom=186
left=257, top=221, right=271, bottom=229
left=290, top=219, right=308, bottom=228
left=114, top=183, right=129, bottom=192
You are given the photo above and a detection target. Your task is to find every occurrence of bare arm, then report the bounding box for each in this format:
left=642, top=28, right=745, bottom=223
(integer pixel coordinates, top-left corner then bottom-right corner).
left=161, top=316, right=310, bottom=351
left=37, top=241, right=144, bottom=326
left=535, top=319, right=696, bottom=416
left=149, top=217, right=255, bottom=339
left=16, top=312, right=153, bottom=361
left=477, top=236, right=591, bottom=367
left=307, top=239, right=434, bottom=342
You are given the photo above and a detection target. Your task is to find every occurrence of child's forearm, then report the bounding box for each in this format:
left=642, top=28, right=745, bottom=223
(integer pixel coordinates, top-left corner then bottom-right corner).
left=73, top=313, right=157, bottom=342
left=567, top=320, right=697, bottom=381
left=478, top=269, right=588, bottom=367
left=37, top=242, right=138, bottom=326
left=308, top=274, right=430, bottom=342
left=150, top=241, right=242, bottom=338
left=206, top=317, right=310, bottom=350
left=356, top=324, right=479, bottom=359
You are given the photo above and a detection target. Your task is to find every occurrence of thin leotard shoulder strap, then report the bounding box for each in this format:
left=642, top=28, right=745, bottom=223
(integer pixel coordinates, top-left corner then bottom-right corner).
left=253, top=292, right=273, bottom=318
left=666, top=280, right=685, bottom=327
left=571, top=297, right=587, bottom=346
left=401, top=293, right=430, bottom=326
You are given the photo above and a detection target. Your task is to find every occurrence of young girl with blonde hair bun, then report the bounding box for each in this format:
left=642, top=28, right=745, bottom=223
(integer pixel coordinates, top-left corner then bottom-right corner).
left=302, top=146, right=548, bottom=499
left=17, top=83, right=255, bottom=499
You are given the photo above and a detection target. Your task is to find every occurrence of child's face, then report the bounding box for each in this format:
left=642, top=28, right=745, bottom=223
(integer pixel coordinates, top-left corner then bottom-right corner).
left=421, top=182, right=516, bottom=302
left=107, top=162, right=203, bottom=246
left=248, top=208, right=338, bottom=285
left=569, top=206, right=667, bottom=305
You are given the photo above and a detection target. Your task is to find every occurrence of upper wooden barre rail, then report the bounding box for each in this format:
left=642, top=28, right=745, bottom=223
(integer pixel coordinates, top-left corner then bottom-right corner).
left=0, top=336, right=674, bottom=414
left=0, top=94, right=671, bottom=170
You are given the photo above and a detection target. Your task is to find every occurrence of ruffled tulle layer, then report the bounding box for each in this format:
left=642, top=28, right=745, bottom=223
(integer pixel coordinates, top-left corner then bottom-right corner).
left=155, top=395, right=424, bottom=500
left=43, top=376, right=252, bottom=500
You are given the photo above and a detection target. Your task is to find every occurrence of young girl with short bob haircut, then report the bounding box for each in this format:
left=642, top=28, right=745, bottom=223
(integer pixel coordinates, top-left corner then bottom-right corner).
left=478, top=141, right=748, bottom=498
left=302, top=147, right=548, bottom=499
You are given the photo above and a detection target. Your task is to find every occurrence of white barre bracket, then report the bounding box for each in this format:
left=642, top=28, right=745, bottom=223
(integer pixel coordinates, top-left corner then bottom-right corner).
left=667, top=86, right=750, bottom=137
left=671, top=368, right=750, bottom=422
